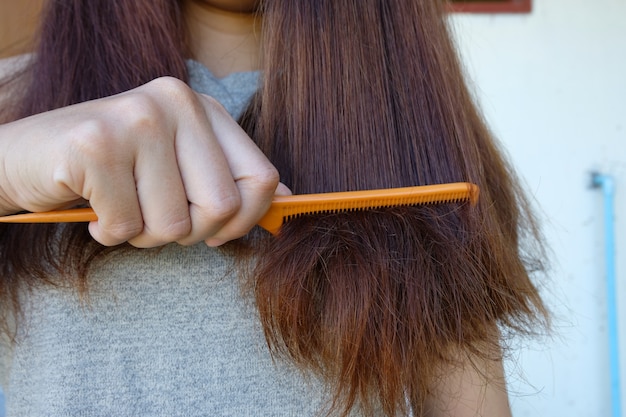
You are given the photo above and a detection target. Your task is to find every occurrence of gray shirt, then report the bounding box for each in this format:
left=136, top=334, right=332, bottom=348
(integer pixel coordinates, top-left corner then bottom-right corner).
left=0, top=62, right=338, bottom=417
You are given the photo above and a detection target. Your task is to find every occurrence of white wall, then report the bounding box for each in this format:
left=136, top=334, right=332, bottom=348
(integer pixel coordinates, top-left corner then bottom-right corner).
left=451, top=0, right=626, bottom=415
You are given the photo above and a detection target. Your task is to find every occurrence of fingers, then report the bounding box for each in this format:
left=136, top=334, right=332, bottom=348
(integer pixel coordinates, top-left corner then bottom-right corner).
left=90, top=85, right=282, bottom=247
left=163, top=96, right=243, bottom=246
left=177, top=95, right=281, bottom=246
left=29, top=77, right=286, bottom=248
left=124, top=136, right=192, bottom=248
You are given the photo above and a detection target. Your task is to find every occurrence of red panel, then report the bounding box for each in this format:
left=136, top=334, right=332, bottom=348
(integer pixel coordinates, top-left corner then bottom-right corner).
left=449, top=0, right=532, bottom=14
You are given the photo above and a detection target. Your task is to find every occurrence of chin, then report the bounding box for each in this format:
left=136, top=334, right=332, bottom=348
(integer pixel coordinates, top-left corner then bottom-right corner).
left=201, top=0, right=260, bottom=13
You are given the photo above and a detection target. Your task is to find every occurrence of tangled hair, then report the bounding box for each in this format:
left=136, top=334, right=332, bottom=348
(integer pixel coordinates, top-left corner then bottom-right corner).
left=0, top=0, right=547, bottom=416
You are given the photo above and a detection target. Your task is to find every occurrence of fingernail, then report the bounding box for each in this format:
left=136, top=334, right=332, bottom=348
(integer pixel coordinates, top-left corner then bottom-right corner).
left=205, top=237, right=225, bottom=247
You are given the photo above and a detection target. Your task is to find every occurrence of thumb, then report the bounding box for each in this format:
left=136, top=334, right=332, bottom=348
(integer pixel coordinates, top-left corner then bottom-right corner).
left=274, top=182, right=293, bottom=196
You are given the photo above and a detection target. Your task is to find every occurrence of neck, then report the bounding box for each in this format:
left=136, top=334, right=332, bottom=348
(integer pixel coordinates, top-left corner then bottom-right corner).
left=182, top=1, right=261, bottom=78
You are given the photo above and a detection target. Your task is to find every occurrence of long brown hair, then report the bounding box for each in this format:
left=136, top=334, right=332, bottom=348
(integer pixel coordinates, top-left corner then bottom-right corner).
left=243, top=1, right=546, bottom=415
left=1, top=1, right=547, bottom=416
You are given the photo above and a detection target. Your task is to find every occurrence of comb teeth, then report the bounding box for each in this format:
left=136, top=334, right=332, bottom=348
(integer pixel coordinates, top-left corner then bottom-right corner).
left=283, top=191, right=474, bottom=217
left=282, top=193, right=471, bottom=221
left=283, top=196, right=468, bottom=222
left=257, top=182, right=479, bottom=235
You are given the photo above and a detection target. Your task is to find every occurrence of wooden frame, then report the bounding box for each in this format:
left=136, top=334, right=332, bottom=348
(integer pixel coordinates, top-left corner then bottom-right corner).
left=449, top=0, right=532, bottom=14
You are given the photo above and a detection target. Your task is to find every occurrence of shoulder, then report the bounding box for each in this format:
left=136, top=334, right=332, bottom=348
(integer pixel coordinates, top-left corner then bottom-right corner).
left=0, top=54, right=33, bottom=115
left=0, top=53, right=33, bottom=79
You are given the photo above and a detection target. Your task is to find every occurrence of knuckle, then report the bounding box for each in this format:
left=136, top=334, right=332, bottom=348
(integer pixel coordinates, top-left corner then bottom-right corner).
left=114, top=94, right=165, bottom=138
left=145, top=77, right=199, bottom=111
left=144, top=77, right=213, bottom=127
left=146, top=76, right=191, bottom=97
left=201, top=192, right=241, bottom=225
left=58, top=121, right=123, bottom=211
left=62, top=118, right=129, bottom=188
left=252, top=165, right=280, bottom=193
left=66, top=119, right=115, bottom=161
left=208, top=194, right=241, bottom=222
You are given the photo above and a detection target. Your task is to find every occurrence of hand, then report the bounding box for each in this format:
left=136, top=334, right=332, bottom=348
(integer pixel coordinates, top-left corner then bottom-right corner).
left=0, top=77, right=286, bottom=247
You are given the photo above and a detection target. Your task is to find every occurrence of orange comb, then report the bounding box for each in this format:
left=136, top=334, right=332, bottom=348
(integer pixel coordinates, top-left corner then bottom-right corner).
left=0, top=182, right=478, bottom=235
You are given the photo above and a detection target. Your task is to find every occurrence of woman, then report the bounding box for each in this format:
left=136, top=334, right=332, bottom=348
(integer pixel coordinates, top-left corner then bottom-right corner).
left=0, top=1, right=547, bottom=416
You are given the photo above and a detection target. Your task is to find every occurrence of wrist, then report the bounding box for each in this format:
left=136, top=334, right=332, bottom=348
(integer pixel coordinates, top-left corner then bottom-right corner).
left=0, top=122, right=28, bottom=215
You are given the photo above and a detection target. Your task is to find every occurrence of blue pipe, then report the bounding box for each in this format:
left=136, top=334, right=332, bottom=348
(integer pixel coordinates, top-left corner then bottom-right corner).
left=591, top=172, right=621, bottom=417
